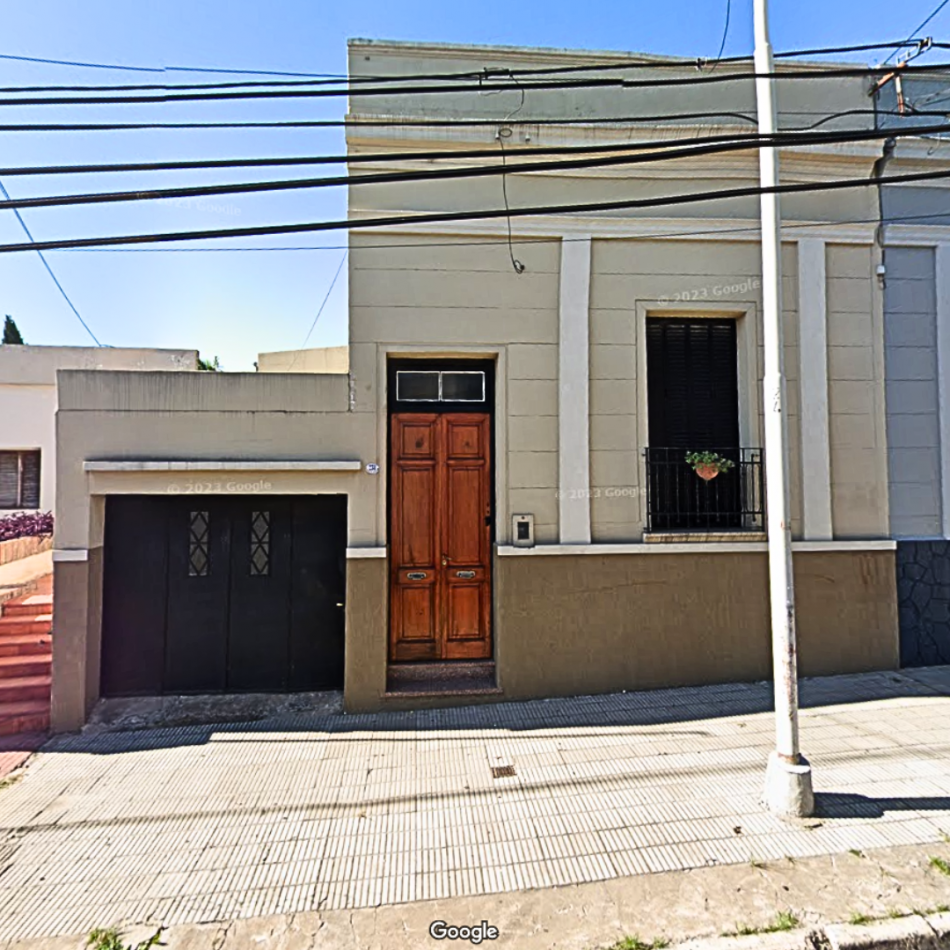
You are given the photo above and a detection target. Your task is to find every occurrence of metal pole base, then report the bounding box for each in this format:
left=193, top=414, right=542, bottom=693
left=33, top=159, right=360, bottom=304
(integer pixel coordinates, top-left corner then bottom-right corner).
left=764, top=750, right=815, bottom=817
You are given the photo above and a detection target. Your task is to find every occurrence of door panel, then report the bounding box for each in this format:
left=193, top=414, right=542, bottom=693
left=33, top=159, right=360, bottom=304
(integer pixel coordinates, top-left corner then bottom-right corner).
left=101, top=497, right=168, bottom=697
left=288, top=496, right=347, bottom=690
left=228, top=499, right=293, bottom=691
left=165, top=501, right=231, bottom=693
left=390, top=412, right=492, bottom=662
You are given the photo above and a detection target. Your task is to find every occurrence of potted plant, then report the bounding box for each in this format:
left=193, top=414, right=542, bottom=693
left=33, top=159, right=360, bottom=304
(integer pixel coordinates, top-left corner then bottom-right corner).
left=685, top=450, right=735, bottom=481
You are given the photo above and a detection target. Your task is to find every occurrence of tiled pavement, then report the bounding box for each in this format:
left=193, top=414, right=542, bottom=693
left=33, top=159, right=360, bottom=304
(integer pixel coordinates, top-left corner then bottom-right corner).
left=1, top=668, right=949, bottom=942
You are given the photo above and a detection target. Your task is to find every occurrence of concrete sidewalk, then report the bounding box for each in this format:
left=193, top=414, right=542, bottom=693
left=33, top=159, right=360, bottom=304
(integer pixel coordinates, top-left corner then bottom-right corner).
left=0, top=667, right=948, bottom=944
left=3, top=842, right=950, bottom=949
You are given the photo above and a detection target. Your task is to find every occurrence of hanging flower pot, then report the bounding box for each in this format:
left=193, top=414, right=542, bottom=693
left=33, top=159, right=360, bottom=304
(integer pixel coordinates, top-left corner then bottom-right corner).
left=685, top=451, right=735, bottom=481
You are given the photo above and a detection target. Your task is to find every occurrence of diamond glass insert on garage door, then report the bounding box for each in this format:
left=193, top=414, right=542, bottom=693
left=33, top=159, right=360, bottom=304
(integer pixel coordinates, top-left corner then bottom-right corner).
left=100, top=495, right=347, bottom=695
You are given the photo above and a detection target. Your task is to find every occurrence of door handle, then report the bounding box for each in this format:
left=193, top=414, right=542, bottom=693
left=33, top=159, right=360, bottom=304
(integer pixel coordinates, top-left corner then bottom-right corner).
left=456, top=570, right=476, bottom=579
left=441, top=556, right=448, bottom=567
left=407, top=571, right=427, bottom=580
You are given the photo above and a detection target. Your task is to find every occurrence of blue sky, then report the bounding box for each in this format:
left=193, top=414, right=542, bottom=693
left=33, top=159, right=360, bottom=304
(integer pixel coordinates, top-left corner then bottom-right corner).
left=0, top=0, right=947, bottom=368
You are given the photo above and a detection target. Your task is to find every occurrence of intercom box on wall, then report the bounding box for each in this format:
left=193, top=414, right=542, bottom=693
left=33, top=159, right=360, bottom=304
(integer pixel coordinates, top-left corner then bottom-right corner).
left=511, top=513, right=535, bottom=547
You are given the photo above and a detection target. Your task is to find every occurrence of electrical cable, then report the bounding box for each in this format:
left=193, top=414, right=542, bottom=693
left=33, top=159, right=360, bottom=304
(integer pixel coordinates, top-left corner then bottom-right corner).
left=43, top=207, right=950, bottom=253
left=3, top=118, right=936, bottom=177
left=4, top=106, right=948, bottom=134
left=884, top=0, right=950, bottom=64
left=0, top=177, right=101, bottom=343
left=4, top=122, right=950, bottom=214
left=294, top=250, right=347, bottom=357
left=709, top=0, right=732, bottom=70
left=2, top=167, right=949, bottom=254
left=8, top=62, right=950, bottom=107
left=0, top=39, right=950, bottom=91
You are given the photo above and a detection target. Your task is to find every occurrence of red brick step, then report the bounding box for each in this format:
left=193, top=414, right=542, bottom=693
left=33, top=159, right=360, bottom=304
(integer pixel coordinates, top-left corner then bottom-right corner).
left=0, top=634, right=51, bottom=658
left=0, top=654, right=50, bottom=678
left=0, top=700, right=49, bottom=737
left=0, top=615, right=52, bottom=637
left=0, top=675, right=51, bottom=704
left=3, top=596, right=53, bottom=618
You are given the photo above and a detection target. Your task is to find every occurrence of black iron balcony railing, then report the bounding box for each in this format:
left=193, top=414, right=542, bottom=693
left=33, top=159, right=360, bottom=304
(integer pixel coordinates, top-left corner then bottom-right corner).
left=644, top=447, right=764, bottom=533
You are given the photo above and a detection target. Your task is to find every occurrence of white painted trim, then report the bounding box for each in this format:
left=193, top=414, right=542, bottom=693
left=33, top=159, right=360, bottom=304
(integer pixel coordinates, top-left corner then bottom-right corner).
left=791, top=540, right=896, bottom=552
left=496, top=539, right=895, bottom=556
left=937, top=244, right=950, bottom=540
left=53, top=548, right=89, bottom=562
left=346, top=547, right=387, bottom=559
left=798, top=239, right=833, bottom=540
left=558, top=234, right=592, bottom=544
left=83, top=460, right=362, bottom=472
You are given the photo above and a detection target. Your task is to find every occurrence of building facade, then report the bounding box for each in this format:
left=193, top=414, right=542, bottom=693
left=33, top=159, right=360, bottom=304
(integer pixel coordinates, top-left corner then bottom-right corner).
left=0, top=346, right=196, bottom=514
left=51, top=42, right=905, bottom=732
left=876, top=70, right=950, bottom=666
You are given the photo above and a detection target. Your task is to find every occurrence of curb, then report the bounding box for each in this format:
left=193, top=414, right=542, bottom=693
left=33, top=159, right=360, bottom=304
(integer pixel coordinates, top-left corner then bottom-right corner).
left=676, top=912, right=950, bottom=950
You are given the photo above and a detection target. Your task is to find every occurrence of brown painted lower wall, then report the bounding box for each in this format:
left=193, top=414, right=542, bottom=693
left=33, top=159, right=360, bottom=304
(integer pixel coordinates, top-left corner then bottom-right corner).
left=343, top=556, right=388, bottom=713
left=493, top=550, right=898, bottom=701
left=50, top=546, right=899, bottom=727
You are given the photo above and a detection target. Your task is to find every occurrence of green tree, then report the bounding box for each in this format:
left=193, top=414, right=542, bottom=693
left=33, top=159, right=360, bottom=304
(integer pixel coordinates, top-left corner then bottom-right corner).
left=196, top=354, right=221, bottom=371
left=2, top=316, right=24, bottom=344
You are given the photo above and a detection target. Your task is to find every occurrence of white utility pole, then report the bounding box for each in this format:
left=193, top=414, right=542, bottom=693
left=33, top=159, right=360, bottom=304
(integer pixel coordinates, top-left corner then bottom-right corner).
left=753, top=0, right=815, bottom=817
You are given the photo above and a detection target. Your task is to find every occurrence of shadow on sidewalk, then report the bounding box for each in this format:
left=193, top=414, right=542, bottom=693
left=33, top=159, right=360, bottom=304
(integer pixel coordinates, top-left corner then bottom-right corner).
left=30, top=666, right=950, bottom=758
left=816, top=792, right=950, bottom=819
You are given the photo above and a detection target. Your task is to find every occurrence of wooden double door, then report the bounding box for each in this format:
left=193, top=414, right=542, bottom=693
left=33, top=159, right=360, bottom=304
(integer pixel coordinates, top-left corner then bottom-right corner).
left=390, top=412, right=492, bottom=661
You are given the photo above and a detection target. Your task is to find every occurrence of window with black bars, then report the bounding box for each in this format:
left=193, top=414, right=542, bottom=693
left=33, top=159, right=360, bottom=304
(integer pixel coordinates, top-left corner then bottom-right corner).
left=249, top=511, right=270, bottom=576
left=188, top=511, right=210, bottom=577
left=0, top=450, right=41, bottom=509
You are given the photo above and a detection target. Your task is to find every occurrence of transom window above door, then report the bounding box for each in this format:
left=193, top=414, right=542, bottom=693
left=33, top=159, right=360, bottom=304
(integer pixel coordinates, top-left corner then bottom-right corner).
left=395, top=370, right=486, bottom=403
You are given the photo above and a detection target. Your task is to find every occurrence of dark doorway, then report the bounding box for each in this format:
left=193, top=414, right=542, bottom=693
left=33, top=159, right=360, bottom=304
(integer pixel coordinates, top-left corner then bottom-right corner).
left=645, top=318, right=752, bottom=531
left=101, top=494, right=347, bottom=696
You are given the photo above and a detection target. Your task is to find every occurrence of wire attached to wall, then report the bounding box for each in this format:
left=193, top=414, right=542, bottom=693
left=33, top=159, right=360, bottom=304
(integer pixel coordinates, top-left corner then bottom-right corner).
left=496, top=76, right=526, bottom=275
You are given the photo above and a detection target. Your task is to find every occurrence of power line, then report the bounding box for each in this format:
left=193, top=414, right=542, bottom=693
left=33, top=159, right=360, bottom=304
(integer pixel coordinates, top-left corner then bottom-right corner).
left=43, top=207, right=950, bottom=253
left=2, top=167, right=949, bottom=254
left=297, top=251, right=347, bottom=354
left=712, top=0, right=732, bottom=66
left=7, top=62, right=950, bottom=107
left=2, top=106, right=947, bottom=134
left=0, top=118, right=932, bottom=177
left=884, top=1, right=950, bottom=64
left=0, top=40, right=939, bottom=87
left=0, top=177, right=101, bottom=344
left=3, top=123, right=948, bottom=214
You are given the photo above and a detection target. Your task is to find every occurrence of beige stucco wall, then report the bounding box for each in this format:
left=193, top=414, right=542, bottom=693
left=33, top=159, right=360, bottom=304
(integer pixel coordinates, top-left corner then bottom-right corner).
left=257, top=346, right=349, bottom=374
left=0, top=346, right=196, bottom=513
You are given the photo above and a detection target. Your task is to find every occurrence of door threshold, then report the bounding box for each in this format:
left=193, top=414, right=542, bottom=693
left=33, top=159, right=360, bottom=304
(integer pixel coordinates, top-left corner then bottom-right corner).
left=385, top=661, right=499, bottom=697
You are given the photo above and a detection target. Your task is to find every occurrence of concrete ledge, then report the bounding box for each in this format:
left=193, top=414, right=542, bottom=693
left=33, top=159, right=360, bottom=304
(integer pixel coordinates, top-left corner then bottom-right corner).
left=496, top=539, right=897, bottom=556
left=345, top=547, right=387, bottom=559
left=824, top=913, right=944, bottom=949
left=83, top=459, right=362, bottom=472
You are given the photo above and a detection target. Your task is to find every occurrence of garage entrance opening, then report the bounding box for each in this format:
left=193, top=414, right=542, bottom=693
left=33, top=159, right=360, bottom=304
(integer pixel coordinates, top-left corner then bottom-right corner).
left=101, top=494, right=346, bottom=696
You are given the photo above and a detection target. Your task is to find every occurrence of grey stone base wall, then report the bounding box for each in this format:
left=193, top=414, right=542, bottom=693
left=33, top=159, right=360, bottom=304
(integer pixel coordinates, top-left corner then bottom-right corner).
left=897, top=540, right=950, bottom=667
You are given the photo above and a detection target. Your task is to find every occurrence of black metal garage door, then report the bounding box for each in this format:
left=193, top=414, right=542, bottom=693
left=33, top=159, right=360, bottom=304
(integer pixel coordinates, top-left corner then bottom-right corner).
left=101, top=495, right=347, bottom=696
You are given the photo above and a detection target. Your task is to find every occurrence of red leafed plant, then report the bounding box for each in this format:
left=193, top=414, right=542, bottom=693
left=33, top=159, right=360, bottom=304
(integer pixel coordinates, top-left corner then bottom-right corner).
left=0, top=511, right=54, bottom=542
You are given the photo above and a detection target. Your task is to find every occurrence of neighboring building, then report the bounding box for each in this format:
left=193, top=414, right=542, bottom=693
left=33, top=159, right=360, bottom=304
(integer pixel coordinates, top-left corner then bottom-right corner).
left=0, top=346, right=197, bottom=514
left=51, top=41, right=901, bottom=732
left=257, top=346, right=349, bottom=374
left=875, top=70, right=950, bottom=666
